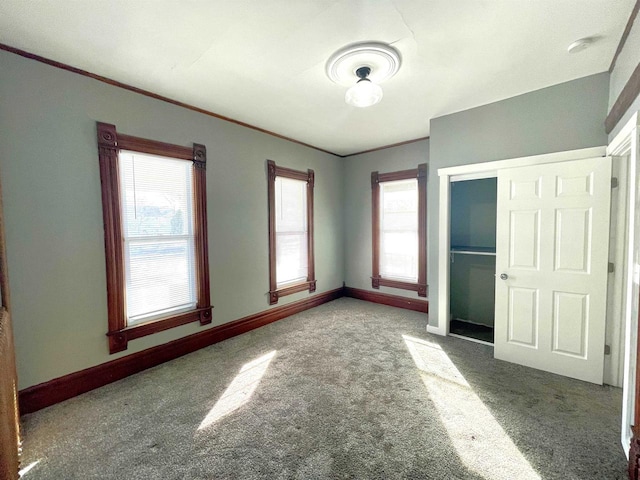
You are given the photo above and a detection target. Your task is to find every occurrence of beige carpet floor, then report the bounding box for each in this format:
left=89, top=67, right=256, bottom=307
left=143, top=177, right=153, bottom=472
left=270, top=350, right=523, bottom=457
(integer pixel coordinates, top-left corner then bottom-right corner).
left=19, top=298, right=627, bottom=479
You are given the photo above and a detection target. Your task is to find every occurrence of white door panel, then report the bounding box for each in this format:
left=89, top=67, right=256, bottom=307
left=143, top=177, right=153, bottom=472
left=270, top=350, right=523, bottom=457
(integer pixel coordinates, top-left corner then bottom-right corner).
left=507, top=286, right=538, bottom=347
left=509, top=210, right=540, bottom=269
left=495, top=157, right=612, bottom=384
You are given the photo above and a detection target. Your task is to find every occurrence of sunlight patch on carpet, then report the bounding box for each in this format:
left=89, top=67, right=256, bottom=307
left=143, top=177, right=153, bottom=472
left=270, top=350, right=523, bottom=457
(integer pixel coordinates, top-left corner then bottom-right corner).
left=403, top=335, right=540, bottom=480
left=198, top=350, right=276, bottom=430
left=19, top=460, right=40, bottom=477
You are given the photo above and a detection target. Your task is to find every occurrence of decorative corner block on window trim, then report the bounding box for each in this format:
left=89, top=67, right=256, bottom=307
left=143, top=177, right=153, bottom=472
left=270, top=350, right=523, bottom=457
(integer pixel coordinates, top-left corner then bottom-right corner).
left=107, top=331, right=128, bottom=354
left=199, top=307, right=213, bottom=325
left=269, top=291, right=279, bottom=306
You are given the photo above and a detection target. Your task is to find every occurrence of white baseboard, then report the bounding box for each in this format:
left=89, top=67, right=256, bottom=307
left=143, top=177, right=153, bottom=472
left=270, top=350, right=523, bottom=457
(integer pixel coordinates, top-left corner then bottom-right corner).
left=426, top=324, right=447, bottom=336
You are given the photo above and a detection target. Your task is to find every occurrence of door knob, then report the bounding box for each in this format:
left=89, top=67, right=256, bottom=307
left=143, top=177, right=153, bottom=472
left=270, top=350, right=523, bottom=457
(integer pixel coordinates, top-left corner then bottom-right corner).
left=500, top=273, right=508, bottom=280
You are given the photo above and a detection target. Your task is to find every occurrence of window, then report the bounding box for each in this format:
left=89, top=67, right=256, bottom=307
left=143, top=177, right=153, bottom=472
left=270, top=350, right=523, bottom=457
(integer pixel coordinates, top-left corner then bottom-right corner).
left=97, top=122, right=212, bottom=354
left=267, top=160, right=315, bottom=305
left=371, top=164, right=427, bottom=297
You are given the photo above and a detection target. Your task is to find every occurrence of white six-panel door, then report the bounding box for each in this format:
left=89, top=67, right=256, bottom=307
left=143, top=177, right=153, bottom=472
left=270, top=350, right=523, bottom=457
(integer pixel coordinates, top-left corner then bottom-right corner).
left=494, top=157, right=612, bottom=384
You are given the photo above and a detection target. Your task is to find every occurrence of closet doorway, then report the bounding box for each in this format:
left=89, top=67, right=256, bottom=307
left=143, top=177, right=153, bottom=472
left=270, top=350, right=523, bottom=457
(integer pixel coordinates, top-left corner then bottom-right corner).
left=436, top=146, right=614, bottom=385
left=449, top=177, right=497, bottom=345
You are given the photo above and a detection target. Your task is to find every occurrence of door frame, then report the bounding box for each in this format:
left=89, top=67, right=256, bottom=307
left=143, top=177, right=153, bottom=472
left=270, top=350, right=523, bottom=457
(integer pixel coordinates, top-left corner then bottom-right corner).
left=606, top=111, right=640, bottom=457
left=432, top=146, right=607, bottom=338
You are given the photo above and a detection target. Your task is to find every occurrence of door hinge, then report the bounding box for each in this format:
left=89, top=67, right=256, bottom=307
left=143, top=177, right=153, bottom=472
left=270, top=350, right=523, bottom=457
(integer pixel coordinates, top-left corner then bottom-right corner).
left=604, top=344, right=611, bottom=355
left=611, top=177, right=619, bottom=188
left=608, top=262, right=615, bottom=273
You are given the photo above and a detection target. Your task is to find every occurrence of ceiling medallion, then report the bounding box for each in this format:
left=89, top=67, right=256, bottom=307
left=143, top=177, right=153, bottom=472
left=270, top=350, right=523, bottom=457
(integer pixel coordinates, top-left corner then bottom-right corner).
left=326, top=42, right=401, bottom=107
left=326, top=42, right=401, bottom=86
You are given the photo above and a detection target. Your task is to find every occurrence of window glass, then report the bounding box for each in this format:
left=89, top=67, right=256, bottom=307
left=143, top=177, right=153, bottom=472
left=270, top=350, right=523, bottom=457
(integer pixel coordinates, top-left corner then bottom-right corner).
left=275, top=176, right=308, bottom=286
left=119, top=151, right=196, bottom=324
left=380, top=178, right=419, bottom=281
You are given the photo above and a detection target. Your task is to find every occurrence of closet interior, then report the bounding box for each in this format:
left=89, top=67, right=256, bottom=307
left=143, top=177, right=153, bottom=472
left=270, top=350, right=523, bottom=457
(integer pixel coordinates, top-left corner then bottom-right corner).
left=449, top=177, right=497, bottom=344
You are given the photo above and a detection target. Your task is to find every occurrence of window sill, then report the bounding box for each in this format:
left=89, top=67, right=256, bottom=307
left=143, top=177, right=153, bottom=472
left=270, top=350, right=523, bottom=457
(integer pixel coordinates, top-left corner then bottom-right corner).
left=107, top=306, right=213, bottom=354
left=371, top=276, right=427, bottom=297
left=269, top=280, right=317, bottom=305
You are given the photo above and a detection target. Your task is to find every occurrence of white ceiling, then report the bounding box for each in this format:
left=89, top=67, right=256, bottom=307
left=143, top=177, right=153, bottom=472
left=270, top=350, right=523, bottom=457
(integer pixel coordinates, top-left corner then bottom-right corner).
left=0, top=0, right=634, bottom=156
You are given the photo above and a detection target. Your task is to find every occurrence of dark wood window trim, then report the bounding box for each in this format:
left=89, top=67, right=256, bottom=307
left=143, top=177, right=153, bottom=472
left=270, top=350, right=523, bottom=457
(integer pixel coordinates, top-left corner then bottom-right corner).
left=371, top=164, right=427, bottom=297
left=267, top=160, right=316, bottom=305
left=97, top=122, right=212, bottom=354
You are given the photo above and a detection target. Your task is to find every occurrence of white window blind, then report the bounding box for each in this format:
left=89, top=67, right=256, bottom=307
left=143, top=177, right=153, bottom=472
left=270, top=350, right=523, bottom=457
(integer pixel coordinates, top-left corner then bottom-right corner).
left=275, top=176, right=308, bottom=287
left=119, top=151, right=196, bottom=325
left=380, top=178, right=419, bottom=282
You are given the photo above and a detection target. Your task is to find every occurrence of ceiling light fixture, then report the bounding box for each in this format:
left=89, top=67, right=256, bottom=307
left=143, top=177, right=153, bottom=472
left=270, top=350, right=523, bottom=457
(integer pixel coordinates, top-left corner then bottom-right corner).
left=345, top=66, right=383, bottom=108
left=326, top=42, right=401, bottom=108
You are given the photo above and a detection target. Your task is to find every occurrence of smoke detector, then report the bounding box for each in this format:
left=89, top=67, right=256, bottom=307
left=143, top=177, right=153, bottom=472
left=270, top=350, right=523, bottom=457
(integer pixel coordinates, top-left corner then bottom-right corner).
left=567, top=37, right=595, bottom=53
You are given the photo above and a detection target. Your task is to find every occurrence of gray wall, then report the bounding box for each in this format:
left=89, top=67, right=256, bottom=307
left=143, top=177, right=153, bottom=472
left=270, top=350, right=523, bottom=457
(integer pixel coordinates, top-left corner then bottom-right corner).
left=428, top=72, right=610, bottom=328
left=450, top=254, right=496, bottom=327
left=343, top=140, right=429, bottom=298
left=450, top=178, right=497, bottom=250
left=608, top=14, right=640, bottom=140
left=0, top=50, right=344, bottom=389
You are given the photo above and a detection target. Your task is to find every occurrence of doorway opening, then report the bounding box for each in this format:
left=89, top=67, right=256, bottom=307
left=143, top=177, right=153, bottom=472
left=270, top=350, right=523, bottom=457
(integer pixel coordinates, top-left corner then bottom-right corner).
left=436, top=146, right=615, bottom=384
left=449, top=177, right=497, bottom=345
